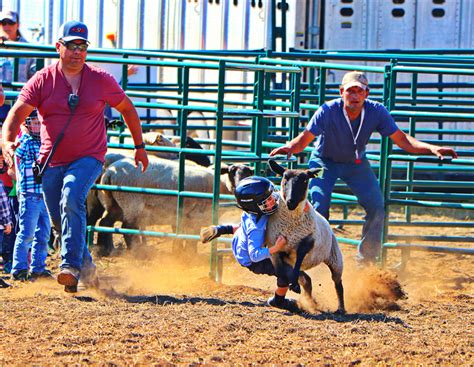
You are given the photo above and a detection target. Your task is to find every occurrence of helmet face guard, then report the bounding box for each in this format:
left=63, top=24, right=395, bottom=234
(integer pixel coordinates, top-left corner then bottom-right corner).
left=257, top=191, right=279, bottom=215
left=235, top=176, right=279, bottom=216
left=25, top=114, right=41, bottom=139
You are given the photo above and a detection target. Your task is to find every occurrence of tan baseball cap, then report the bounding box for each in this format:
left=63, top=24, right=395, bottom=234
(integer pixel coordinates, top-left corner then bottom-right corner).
left=341, top=71, right=369, bottom=90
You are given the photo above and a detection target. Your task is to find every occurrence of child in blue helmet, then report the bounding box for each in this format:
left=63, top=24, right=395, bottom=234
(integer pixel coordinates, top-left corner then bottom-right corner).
left=201, top=176, right=298, bottom=312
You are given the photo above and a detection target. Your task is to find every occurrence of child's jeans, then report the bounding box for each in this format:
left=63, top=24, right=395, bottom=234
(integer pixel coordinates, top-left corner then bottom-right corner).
left=246, top=258, right=290, bottom=288
left=11, top=192, right=51, bottom=274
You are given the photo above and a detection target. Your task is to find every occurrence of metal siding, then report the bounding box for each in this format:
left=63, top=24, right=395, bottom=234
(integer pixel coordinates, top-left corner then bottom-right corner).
left=184, top=0, right=203, bottom=50
left=205, top=1, right=222, bottom=50
left=287, top=0, right=304, bottom=49
left=227, top=0, right=246, bottom=50
left=460, top=0, right=474, bottom=48
left=323, top=0, right=370, bottom=85
left=142, top=0, right=161, bottom=50
left=415, top=0, right=461, bottom=48
left=247, top=1, right=266, bottom=49
left=376, top=0, right=416, bottom=49
left=324, top=0, right=368, bottom=50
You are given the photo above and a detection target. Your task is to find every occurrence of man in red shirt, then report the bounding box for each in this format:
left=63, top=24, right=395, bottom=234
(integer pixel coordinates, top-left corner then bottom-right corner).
left=2, top=20, right=149, bottom=292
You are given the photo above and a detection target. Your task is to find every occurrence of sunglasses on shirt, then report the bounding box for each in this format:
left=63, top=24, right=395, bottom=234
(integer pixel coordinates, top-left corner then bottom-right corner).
left=59, top=41, right=88, bottom=52
left=1, top=19, right=16, bottom=26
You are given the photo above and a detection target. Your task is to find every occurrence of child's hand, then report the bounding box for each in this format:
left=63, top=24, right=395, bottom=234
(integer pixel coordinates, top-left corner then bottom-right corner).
left=274, top=235, right=287, bottom=252
left=4, top=224, right=12, bottom=235
left=200, top=226, right=219, bottom=243
left=200, top=225, right=235, bottom=243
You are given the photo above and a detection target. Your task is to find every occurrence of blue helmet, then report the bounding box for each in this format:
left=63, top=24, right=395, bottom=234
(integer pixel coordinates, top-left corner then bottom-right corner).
left=235, top=176, right=279, bottom=215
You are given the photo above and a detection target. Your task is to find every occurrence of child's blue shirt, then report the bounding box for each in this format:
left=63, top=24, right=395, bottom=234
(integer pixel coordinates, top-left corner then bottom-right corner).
left=232, top=212, right=271, bottom=267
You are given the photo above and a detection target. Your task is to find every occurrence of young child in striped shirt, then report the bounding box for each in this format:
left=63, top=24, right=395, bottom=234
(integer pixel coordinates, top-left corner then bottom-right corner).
left=11, top=112, right=51, bottom=281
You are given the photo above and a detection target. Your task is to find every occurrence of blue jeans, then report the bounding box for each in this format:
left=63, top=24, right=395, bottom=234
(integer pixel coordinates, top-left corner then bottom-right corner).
left=42, top=156, right=103, bottom=275
left=11, top=192, right=51, bottom=274
left=308, top=156, right=385, bottom=262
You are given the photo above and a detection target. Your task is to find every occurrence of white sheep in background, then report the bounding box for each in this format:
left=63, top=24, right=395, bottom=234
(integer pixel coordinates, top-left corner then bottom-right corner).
left=87, top=133, right=211, bottom=228
left=265, top=159, right=345, bottom=314
left=95, top=156, right=253, bottom=256
left=87, top=132, right=180, bottom=228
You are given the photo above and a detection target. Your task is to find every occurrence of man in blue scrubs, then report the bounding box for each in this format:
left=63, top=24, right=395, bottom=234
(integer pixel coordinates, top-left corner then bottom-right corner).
left=270, top=71, right=457, bottom=264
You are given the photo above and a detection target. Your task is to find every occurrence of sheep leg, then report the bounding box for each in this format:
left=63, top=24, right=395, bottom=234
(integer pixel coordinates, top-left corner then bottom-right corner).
left=298, top=271, right=313, bottom=299
left=86, top=191, right=105, bottom=227
left=327, top=262, right=345, bottom=314
left=289, top=235, right=314, bottom=294
left=122, top=218, right=142, bottom=251
left=96, top=212, right=118, bottom=257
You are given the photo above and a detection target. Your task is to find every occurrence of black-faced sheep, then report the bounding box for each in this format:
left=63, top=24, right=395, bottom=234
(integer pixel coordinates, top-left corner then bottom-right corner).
left=95, top=156, right=253, bottom=256
left=265, top=159, right=345, bottom=314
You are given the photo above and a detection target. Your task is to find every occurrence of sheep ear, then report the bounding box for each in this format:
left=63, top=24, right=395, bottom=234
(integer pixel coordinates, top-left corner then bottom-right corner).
left=307, top=168, right=324, bottom=179
left=268, top=159, right=285, bottom=176
left=220, top=164, right=230, bottom=175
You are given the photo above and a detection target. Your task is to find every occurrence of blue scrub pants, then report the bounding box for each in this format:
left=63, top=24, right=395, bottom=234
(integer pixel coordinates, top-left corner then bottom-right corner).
left=308, top=156, right=385, bottom=263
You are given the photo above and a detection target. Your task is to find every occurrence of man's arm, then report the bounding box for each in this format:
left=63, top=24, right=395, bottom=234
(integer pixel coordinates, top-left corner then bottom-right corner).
left=269, top=129, right=316, bottom=158
left=2, top=100, right=35, bottom=166
left=390, top=129, right=458, bottom=160
left=114, top=95, right=149, bottom=171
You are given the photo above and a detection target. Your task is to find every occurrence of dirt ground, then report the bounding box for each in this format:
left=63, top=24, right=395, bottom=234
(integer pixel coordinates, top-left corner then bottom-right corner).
left=0, top=212, right=472, bottom=366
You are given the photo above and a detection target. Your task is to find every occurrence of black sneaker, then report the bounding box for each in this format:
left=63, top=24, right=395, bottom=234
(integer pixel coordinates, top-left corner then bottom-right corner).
left=12, top=269, right=30, bottom=282
left=267, top=296, right=300, bottom=313
left=30, top=269, right=54, bottom=280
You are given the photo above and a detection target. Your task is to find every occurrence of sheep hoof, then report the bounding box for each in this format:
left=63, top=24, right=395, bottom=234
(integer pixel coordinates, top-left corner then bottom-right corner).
left=335, top=308, right=346, bottom=315
left=289, top=283, right=301, bottom=294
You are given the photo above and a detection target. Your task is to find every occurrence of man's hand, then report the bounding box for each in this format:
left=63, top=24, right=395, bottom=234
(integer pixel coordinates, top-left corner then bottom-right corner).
left=134, top=148, right=149, bottom=172
left=2, top=141, right=19, bottom=167
left=269, top=145, right=292, bottom=159
left=431, top=146, right=458, bottom=160
left=4, top=224, right=12, bottom=235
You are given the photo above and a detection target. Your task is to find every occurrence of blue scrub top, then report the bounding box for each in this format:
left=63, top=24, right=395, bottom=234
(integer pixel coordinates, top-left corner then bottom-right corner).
left=306, top=98, right=398, bottom=163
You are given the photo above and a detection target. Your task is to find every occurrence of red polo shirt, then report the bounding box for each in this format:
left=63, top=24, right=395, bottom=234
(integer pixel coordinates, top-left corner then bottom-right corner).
left=19, top=62, right=126, bottom=166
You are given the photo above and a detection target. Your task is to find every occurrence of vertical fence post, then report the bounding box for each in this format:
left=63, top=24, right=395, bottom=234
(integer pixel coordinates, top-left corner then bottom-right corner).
left=119, top=55, right=129, bottom=144
left=380, top=61, right=397, bottom=266
left=175, top=66, right=190, bottom=249
left=253, top=68, right=265, bottom=175
left=405, top=72, right=418, bottom=223
left=288, top=66, right=301, bottom=169
left=210, top=60, right=226, bottom=281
